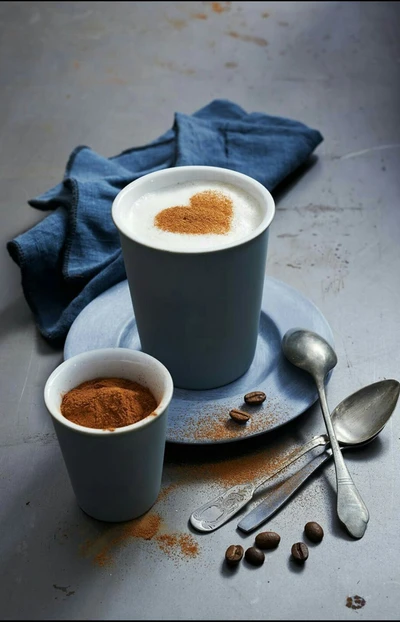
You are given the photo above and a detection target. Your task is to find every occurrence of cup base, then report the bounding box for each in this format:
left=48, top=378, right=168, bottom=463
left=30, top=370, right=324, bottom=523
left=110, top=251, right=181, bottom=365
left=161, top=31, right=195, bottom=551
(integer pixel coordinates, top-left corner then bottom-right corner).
left=172, top=363, right=252, bottom=391
left=78, top=498, right=158, bottom=523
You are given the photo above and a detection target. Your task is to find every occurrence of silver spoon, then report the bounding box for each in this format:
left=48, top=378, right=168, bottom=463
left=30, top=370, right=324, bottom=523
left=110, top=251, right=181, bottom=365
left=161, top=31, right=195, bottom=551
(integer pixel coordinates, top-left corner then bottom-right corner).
left=282, top=327, right=369, bottom=539
left=238, top=378, right=400, bottom=532
left=189, top=379, right=398, bottom=533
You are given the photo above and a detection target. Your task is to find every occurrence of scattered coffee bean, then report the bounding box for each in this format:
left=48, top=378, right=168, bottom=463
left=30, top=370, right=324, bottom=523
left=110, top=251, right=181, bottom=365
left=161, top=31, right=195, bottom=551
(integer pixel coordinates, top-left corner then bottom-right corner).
left=255, top=531, right=281, bottom=550
left=245, top=546, right=265, bottom=566
left=225, top=544, right=244, bottom=566
left=291, top=542, right=309, bottom=563
left=244, top=391, right=266, bottom=405
left=229, top=408, right=251, bottom=424
left=304, top=521, right=324, bottom=543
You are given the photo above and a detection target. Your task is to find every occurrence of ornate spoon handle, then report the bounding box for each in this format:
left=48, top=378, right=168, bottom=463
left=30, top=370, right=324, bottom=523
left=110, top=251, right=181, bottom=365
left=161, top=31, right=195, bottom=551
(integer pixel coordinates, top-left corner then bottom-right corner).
left=317, top=381, right=369, bottom=539
left=190, top=433, right=329, bottom=532
left=190, top=483, right=255, bottom=532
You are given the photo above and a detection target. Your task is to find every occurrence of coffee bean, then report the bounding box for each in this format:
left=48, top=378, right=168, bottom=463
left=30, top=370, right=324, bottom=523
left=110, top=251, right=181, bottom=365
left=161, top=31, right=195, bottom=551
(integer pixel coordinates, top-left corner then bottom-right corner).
left=255, top=531, right=281, bottom=550
left=245, top=546, right=265, bottom=566
left=225, top=544, right=244, bottom=566
left=304, top=521, right=324, bottom=543
left=291, top=542, right=309, bottom=563
left=244, top=391, right=266, bottom=405
left=229, top=408, right=250, bottom=424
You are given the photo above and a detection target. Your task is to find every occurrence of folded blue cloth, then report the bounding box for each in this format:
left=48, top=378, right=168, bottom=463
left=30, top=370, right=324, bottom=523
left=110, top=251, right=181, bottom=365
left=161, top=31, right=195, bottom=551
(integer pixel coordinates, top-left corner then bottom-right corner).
left=7, top=99, right=323, bottom=345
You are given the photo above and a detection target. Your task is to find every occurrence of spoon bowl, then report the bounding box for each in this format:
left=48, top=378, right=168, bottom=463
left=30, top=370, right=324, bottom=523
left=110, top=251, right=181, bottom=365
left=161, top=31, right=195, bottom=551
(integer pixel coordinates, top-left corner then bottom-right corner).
left=333, top=378, right=400, bottom=445
left=282, top=327, right=337, bottom=381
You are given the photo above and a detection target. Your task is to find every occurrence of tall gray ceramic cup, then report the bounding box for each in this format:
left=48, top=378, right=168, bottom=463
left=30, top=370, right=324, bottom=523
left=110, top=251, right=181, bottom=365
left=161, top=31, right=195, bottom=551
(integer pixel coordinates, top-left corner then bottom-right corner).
left=112, top=166, right=275, bottom=390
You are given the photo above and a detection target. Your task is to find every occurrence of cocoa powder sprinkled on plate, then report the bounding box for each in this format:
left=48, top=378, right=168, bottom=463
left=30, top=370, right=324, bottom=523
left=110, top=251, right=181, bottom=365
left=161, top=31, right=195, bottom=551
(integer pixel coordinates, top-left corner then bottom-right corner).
left=178, top=405, right=279, bottom=443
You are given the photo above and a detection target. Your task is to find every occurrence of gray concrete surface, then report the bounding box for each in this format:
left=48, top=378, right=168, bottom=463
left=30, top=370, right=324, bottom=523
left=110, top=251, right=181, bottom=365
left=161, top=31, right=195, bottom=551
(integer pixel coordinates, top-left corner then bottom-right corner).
left=1, top=1, right=399, bottom=619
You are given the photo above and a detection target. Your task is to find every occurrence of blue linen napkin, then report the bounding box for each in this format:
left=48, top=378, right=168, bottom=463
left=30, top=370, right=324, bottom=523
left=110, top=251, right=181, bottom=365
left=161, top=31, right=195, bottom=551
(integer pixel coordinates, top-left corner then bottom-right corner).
left=7, top=99, right=323, bottom=345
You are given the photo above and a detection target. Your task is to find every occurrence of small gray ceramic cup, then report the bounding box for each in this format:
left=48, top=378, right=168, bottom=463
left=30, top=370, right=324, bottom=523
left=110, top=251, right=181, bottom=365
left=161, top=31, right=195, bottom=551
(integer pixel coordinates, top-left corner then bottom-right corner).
left=44, top=348, right=174, bottom=522
left=112, top=166, right=275, bottom=390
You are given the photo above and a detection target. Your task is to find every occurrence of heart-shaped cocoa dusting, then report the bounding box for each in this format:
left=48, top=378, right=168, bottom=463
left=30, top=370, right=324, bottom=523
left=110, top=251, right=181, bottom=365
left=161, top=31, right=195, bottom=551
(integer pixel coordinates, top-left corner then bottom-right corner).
left=154, top=190, right=233, bottom=235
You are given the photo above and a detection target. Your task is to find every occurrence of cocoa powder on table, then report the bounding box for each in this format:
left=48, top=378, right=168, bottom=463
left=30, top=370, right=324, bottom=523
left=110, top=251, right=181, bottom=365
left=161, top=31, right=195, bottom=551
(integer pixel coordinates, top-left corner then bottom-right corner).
left=80, top=512, right=199, bottom=568
left=78, top=437, right=300, bottom=569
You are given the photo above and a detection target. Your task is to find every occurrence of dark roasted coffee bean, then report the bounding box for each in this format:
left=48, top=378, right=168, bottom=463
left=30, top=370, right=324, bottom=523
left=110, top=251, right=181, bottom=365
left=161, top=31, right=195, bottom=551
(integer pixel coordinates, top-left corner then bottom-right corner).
left=255, top=531, right=281, bottom=550
left=304, top=521, right=324, bottom=543
left=225, top=544, right=244, bottom=566
left=291, top=542, right=309, bottom=563
left=229, top=408, right=250, bottom=424
left=245, top=546, right=265, bottom=566
left=244, top=391, right=266, bottom=405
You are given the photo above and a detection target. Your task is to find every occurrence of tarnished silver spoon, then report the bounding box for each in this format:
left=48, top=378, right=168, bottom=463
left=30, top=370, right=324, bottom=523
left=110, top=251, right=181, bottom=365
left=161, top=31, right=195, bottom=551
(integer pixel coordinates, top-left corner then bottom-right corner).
left=281, top=328, right=369, bottom=539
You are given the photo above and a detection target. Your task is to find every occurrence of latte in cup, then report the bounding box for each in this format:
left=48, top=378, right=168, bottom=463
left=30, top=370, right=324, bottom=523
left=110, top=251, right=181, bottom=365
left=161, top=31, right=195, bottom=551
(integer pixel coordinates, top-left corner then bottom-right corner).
left=112, top=166, right=275, bottom=390
left=124, top=180, right=264, bottom=252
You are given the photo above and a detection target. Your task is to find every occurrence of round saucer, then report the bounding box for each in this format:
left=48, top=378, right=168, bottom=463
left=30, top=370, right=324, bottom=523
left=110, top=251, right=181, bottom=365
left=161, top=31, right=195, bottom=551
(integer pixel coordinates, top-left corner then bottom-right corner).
left=64, top=276, right=334, bottom=444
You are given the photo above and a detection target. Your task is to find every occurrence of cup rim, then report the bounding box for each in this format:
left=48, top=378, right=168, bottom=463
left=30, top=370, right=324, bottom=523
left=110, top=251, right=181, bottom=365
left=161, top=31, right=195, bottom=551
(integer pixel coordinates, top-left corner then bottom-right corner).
left=111, top=165, right=275, bottom=254
left=44, top=348, right=174, bottom=436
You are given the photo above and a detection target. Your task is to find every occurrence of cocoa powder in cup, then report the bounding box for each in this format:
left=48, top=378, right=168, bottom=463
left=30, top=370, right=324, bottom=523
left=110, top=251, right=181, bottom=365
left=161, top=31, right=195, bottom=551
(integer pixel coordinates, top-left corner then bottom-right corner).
left=60, top=377, right=157, bottom=430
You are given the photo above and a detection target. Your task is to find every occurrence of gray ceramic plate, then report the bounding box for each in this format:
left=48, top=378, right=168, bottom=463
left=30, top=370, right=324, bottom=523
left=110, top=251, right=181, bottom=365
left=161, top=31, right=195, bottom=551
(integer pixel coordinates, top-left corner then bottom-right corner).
left=64, top=277, right=334, bottom=444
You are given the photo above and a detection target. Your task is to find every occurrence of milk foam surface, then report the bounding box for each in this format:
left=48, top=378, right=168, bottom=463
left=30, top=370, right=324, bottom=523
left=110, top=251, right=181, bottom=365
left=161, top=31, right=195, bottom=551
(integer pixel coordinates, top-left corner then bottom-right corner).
left=125, top=180, right=264, bottom=252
